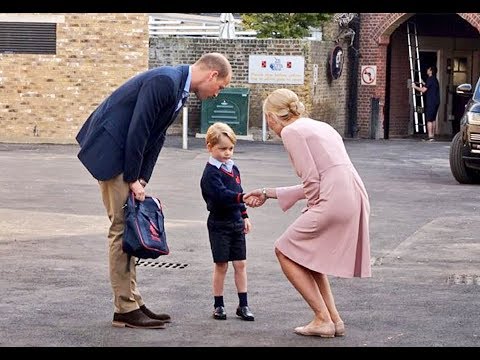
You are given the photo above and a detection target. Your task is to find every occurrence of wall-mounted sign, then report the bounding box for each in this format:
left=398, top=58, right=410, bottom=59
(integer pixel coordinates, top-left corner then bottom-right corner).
left=248, top=55, right=305, bottom=84
left=329, top=45, right=344, bottom=80
left=313, top=64, right=319, bottom=85
left=361, top=65, right=377, bottom=85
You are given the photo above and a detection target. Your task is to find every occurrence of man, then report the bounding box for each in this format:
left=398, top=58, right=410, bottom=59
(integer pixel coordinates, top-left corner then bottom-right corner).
left=76, top=53, right=232, bottom=329
left=412, top=65, right=440, bottom=141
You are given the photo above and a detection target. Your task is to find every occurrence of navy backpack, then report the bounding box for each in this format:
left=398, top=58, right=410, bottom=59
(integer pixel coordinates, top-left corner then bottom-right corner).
left=123, top=191, right=169, bottom=259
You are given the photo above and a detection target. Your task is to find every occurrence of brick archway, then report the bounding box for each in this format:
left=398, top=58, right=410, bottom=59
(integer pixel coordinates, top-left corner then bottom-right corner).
left=372, top=13, right=480, bottom=44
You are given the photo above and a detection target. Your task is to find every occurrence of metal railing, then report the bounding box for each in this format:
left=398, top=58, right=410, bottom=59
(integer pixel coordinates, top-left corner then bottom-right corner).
left=149, top=14, right=257, bottom=38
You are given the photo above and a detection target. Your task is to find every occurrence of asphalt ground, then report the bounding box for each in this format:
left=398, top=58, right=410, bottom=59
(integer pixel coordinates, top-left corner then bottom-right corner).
left=0, top=136, right=479, bottom=349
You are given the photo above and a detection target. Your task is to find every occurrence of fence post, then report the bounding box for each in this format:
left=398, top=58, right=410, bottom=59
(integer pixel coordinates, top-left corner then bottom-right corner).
left=370, top=97, right=380, bottom=139
left=182, top=107, right=188, bottom=150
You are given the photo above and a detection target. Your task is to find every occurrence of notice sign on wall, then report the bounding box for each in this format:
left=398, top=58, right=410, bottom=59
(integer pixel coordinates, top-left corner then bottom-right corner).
left=248, top=55, right=305, bottom=84
left=361, top=65, right=377, bottom=86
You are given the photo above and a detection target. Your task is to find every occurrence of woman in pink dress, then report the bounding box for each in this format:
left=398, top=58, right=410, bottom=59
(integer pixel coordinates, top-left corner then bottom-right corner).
left=245, top=88, right=371, bottom=338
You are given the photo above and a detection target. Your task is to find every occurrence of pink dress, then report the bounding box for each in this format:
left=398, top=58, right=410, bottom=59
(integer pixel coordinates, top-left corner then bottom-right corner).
left=275, top=118, right=371, bottom=278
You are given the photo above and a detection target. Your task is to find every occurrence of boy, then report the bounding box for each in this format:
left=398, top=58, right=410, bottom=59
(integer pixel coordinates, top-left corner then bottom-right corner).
left=200, top=122, right=254, bottom=321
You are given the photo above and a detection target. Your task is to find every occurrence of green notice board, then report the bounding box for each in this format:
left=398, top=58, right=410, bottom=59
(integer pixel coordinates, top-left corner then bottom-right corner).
left=201, top=88, right=250, bottom=135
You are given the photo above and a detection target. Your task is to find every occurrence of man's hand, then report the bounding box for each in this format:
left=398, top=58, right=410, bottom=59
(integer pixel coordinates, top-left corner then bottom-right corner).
left=130, top=180, right=146, bottom=201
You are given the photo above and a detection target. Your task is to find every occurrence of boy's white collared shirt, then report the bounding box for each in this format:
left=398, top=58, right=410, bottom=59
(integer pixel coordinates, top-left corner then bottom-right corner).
left=208, top=156, right=234, bottom=172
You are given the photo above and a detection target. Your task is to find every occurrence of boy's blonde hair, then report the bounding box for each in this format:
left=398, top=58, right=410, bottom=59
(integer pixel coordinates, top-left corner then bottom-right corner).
left=205, top=122, right=237, bottom=146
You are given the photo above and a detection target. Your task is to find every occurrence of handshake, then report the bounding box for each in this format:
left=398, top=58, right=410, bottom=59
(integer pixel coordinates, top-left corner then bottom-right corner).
left=243, top=188, right=270, bottom=208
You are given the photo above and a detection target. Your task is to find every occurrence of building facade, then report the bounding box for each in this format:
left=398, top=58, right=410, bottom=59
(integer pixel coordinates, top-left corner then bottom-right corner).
left=0, top=13, right=148, bottom=143
left=358, top=13, right=480, bottom=139
left=2, top=13, right=479, bottom=143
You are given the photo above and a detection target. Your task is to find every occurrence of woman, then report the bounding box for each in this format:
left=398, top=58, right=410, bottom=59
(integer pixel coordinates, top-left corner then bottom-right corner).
left=244, top=88, right=371, bottom=338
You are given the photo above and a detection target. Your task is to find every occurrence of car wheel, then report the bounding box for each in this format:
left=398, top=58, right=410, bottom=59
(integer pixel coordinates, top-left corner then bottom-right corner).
left=449, top=132, right=480, bottom=184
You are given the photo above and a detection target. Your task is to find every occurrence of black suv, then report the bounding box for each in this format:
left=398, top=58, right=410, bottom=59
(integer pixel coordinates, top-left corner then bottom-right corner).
left=449, top=77, right=480, bottom=183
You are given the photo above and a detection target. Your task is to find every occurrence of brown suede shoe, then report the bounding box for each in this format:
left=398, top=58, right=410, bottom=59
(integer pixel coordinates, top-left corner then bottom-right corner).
left=140, top=304, right=171, bottom=323
left=112, top=308, right=166, bottom=329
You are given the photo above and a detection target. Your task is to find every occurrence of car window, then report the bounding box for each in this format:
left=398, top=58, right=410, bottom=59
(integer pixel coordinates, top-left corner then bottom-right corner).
left=473, top=78, right=480, bottom=102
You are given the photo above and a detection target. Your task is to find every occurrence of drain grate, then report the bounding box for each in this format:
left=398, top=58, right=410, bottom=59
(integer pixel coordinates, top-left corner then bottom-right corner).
left=136, top=260, right=189, bottom=269
left=447, top=274, right=480, bottom=285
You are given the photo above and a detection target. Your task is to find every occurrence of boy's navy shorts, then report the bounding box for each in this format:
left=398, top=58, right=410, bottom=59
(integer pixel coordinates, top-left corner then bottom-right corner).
left=207, top=218, right=246, bottom=263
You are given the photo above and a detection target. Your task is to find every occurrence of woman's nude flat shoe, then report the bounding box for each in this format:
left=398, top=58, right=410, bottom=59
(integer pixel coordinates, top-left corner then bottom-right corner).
left=294, top=323, right=335, bottom=338
left=334, top=321, right=345, bottom=337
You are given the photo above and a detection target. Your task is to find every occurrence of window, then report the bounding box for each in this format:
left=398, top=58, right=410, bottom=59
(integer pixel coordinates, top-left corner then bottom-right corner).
left=453, top=57, right=468, bottom=86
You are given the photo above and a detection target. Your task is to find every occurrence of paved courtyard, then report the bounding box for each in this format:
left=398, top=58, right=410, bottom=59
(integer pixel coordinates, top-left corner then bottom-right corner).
left=0, top=136, right=479, bottom=347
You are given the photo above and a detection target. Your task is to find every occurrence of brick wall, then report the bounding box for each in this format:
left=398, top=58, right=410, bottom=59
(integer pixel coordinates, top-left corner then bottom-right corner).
left=149, top=37, right=350, bottom=138
left=0, top=13, right=148, bottom=143
left=357, top=13, right=395, bottom=138
left=0, top=15, right=351, bottom=143
left=388, top=27, right=411, bottom=136
left=310, top=41, right=350, bottom=134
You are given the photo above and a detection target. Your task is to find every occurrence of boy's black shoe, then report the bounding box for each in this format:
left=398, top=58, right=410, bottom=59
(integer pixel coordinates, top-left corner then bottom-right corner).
left=236, top=306, right=255, bottom=321
left=213, top=306, right=227, bottom=320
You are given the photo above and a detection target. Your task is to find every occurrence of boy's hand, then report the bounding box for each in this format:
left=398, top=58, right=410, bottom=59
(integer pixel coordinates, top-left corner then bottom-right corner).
left=243, top=218, right=252, bottom=234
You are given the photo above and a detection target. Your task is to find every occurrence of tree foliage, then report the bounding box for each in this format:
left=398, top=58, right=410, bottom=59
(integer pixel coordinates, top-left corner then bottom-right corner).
left=240, top=13, right=332, bottom=39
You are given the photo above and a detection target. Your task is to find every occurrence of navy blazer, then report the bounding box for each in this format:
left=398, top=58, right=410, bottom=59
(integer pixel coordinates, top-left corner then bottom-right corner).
left=76, top=65, right=189, bottom=182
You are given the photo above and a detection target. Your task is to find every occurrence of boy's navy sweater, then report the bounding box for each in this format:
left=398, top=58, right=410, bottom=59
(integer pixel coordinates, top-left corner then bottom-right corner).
left=200, top=163, right=248, bottom=221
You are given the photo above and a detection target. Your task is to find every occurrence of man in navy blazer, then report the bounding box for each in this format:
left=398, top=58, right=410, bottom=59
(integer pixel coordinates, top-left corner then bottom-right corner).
left=76, top=53, right=232, bottom=329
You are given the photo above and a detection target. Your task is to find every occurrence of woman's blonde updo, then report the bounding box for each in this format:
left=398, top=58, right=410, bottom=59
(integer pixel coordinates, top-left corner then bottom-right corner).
left=263, top=88, right=306, bottom=122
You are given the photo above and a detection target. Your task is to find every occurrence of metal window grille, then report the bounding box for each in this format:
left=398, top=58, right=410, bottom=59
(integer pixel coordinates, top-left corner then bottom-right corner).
left=0, top=22, right=56, bottom=54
